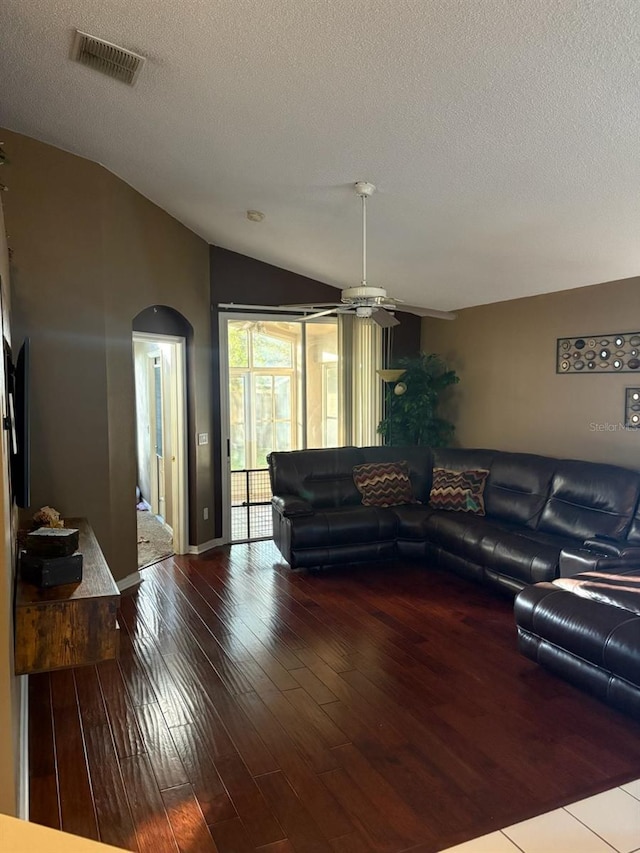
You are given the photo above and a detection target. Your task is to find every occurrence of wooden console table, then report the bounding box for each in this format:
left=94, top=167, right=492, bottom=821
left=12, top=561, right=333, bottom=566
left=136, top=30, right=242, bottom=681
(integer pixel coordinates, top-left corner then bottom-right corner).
left=14, top=518, right=120, bottom=675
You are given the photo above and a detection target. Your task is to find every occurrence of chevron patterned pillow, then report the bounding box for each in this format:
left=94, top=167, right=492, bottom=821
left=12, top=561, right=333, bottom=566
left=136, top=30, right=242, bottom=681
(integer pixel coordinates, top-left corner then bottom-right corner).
left=429, top=467, right=490, bottom=515
left=353, top=461, right=415, bottom=507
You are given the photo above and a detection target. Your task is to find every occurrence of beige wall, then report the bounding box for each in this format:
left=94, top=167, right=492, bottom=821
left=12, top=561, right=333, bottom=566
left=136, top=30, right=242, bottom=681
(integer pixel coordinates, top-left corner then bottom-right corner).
left=0, top=193, right=23, bottom=816
left=3, top=129, right=213, bottom=581
left=423, top=276, right=640, bottom=467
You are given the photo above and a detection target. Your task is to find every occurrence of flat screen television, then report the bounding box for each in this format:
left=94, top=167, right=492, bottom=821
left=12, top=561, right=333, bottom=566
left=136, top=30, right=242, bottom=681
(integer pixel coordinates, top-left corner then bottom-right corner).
left=7, top=337, right=30, bottom=508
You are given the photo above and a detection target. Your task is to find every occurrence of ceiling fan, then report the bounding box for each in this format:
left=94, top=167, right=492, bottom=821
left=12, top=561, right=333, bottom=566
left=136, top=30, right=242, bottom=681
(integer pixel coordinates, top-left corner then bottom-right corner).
left=282, top=182, right=456, bottom=327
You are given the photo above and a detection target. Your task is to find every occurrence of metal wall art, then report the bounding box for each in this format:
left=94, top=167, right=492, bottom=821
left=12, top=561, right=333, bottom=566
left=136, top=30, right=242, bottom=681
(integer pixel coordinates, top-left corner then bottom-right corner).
left=625, top=388, right=640, bottom=428
left=557, top=333, right=640, bottom=374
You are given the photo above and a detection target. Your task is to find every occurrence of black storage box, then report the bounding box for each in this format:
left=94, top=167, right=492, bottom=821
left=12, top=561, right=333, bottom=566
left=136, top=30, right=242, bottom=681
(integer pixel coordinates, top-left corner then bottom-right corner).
left=20, top=551, right=83, bottom=588
left=25, top=527, right=80, bottom=558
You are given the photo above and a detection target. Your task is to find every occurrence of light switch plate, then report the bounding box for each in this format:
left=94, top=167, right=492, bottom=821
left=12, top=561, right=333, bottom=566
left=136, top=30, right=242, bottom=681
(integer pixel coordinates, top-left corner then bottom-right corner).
left=198, top=433, right=209, bottom=445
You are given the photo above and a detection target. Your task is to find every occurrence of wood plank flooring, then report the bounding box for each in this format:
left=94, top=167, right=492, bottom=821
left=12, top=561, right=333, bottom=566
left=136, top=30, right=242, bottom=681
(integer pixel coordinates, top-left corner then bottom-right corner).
left=29, top=542, right=640, bottom=852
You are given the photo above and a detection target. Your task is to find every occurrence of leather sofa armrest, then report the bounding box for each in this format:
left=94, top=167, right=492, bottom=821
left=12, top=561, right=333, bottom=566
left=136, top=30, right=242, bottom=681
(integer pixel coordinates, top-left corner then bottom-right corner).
left=559, top=541, right=640, bottom=578
left=581, top=537, right=640, bottom=559
left=271, top=494, right=314, bottom=518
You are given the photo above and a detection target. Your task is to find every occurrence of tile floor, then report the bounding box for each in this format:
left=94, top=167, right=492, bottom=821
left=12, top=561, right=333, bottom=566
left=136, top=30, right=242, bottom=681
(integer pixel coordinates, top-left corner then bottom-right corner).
left=440, top=778, right=640, bottom=853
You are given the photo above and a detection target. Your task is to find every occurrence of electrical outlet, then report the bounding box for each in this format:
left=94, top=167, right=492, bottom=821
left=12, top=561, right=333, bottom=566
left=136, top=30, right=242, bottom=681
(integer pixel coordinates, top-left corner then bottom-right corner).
left=203, top=507, right=209, bottom=520
left=198, top=433, right=209, bottom=446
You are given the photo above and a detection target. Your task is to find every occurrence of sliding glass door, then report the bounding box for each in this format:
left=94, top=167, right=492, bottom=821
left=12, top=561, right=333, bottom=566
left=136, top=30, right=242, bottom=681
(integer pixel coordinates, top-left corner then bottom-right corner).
left=222, top=316, right=342, bottom=542
left=228, top=319, right=342, bottom=465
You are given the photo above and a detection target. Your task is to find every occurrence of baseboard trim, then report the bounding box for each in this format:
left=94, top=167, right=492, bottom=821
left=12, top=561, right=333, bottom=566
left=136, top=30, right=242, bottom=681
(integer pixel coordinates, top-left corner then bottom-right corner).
left=117, top=570, right=142, bottom=592
left=18, top=674, right=28, bottom=820
left=188, top=537, right=225, bottom=556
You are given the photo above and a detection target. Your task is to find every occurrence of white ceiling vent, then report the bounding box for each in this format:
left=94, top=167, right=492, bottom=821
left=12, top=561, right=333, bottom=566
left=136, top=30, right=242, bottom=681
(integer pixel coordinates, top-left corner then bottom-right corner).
left=71, top=30, right=145, bottom=86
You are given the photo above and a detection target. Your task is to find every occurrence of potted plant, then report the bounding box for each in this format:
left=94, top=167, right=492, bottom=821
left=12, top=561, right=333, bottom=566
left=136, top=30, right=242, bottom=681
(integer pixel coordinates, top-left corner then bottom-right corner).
left=377, top=352, right=459, bottom=446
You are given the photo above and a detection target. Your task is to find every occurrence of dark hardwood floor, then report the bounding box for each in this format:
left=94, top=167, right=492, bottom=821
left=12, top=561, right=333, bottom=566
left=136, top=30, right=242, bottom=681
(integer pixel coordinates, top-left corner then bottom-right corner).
left=29, top=543, right=640, bottom=852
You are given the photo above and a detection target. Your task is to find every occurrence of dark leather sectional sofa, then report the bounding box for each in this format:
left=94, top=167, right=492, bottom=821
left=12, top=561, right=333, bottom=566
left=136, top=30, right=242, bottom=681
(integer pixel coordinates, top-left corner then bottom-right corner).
left=268, top=444, right=640, bottom=595
left=515, top=537, right=640, bottom=719
left=269, top=444, right=640, bottom=719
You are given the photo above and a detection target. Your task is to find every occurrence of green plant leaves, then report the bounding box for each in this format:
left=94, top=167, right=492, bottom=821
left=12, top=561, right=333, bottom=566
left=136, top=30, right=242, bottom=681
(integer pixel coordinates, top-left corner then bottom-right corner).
left=377, top=352, right=459, bottom=446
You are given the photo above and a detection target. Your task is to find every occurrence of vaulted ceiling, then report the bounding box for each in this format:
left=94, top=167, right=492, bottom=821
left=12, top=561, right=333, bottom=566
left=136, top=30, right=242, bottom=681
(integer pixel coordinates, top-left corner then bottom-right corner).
left=1, top=1, right=640, bottom=310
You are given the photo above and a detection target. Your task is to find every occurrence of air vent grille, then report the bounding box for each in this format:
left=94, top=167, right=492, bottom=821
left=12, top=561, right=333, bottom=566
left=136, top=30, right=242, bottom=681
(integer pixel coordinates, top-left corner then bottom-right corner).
left=71, top=30, right=145, bottom=86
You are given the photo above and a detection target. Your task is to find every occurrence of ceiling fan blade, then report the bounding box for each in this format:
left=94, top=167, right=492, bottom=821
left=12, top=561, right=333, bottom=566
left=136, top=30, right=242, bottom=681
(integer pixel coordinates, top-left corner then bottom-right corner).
left=402, top=305, right=457, bottom=320
left=372, top=307, right=400, bottom=328
left=280, top=302, right=341, bottom=309
left=298, top=307, right=339, bottom=321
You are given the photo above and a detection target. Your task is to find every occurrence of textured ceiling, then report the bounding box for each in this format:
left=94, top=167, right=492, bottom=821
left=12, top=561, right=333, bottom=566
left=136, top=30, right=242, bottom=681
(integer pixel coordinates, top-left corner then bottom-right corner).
left=1, top=1, right=640, bottom=310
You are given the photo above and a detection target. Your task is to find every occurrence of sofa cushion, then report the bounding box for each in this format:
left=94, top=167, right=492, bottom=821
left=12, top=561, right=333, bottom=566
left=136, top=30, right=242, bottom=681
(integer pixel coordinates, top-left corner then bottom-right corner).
left=473, top=523, right=572, bottom=556
left=538, top=460, right=640, bottom=541
left=422, top=511, right=516, bottom=561
left=360, top=445, right=434, bottom=502
left=623, top=492, right=640, bottom=545
left=391, top=505, right=436, bottom=539
left=480, top=528, right=575, bottom=585
left=268, top=447, right=365, bottom=508
left=484, top=452, right=556, bottom=528
left=433, top=448, right=495, bottom=473
left=353, top=461, right=415, bottom=507
left=289, top=505, right=398, bottom=549
left=429, top=467, right=489, bottom=515
left=515, top=583, right=640, bottom=687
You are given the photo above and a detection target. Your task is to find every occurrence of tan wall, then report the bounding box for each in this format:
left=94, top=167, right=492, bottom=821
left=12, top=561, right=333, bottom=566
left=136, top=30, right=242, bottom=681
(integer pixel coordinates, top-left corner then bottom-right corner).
left=0, top=193, right=23, bottom=815
left=422, top=276, right=640, bottom=467
left=3, top=129, right=213, bottom=580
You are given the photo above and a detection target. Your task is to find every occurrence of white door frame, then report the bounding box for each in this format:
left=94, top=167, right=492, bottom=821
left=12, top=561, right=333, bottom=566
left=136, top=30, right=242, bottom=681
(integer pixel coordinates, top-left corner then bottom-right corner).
left=133, top=332, right=188, bottom=555
left=146, top=349, right=162, bottom=517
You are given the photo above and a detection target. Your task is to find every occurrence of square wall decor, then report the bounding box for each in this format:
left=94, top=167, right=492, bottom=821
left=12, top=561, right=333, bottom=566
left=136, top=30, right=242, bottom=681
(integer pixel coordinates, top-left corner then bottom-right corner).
left=557, top=333, right=640, bottom=374
left=625, top=388, right=640, bottom=428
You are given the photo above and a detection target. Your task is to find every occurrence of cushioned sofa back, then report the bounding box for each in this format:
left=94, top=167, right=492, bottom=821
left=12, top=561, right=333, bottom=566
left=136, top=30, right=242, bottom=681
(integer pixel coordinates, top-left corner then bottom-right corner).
left=616, top=471, right=640, bottom=544
left=433, top=448, right=496, bottom=475
left=360, top=445, right=434, bottom=502
left=485, top=452, right=557, bottom=528
left=537, top=460, right=640, bottom=540
left=268, top=447, right=364, bottom=508
left=433, top=448, right=555, bottom=528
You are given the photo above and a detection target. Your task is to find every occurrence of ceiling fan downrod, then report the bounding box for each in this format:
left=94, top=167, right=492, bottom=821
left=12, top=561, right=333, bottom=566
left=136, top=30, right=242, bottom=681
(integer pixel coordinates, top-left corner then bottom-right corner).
left=355, top=181, right=375, bottom=288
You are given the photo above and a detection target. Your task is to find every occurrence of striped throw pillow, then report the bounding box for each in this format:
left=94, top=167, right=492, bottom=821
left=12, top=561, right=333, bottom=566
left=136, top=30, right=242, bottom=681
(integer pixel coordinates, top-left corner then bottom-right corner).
left=353, top=461, right=415, bottom=508
left=429, top=467, right=490, bottom=515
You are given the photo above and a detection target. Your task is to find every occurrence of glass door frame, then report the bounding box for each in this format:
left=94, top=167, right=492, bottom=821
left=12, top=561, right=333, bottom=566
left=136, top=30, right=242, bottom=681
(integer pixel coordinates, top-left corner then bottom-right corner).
left=219, top=308, right=337, bottom=544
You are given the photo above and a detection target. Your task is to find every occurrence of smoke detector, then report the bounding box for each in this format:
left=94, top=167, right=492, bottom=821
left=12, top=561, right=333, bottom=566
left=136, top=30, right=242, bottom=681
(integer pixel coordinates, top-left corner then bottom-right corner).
left=71, top=30, right=146, bottom=86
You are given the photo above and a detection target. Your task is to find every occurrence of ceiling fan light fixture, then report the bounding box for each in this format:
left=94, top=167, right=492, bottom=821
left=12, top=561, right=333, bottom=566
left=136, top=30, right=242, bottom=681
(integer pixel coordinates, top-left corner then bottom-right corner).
left=355, top=305, right=373, bottom=318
